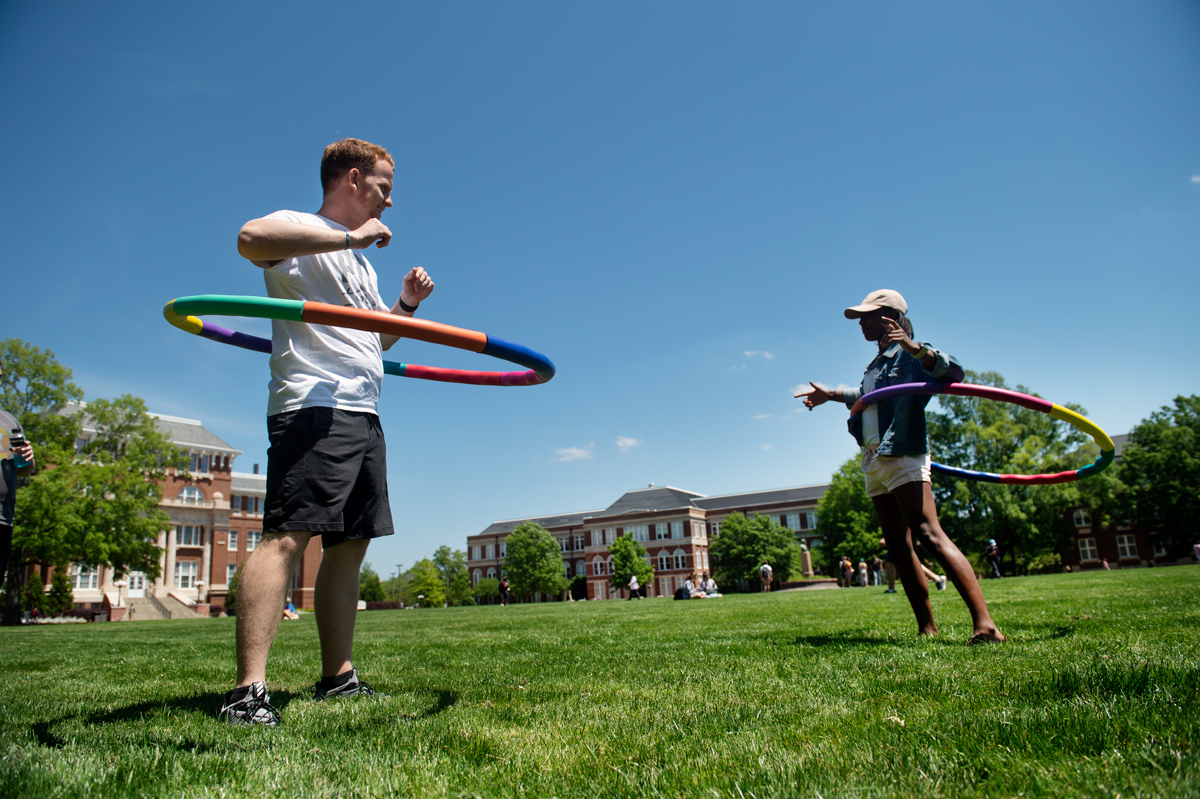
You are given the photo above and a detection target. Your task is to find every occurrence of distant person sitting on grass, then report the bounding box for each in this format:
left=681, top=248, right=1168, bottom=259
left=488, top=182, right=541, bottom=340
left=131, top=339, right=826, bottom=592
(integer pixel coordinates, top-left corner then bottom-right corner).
left=703, top=574, right=721, bottom=598
left=798, top=289, right=1003, bottom=645
left=283, top=599, right=299, bottom=620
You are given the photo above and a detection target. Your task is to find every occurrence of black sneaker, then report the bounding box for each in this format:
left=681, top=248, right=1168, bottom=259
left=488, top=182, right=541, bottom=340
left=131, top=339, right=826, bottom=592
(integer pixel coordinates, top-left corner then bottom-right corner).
left=313, top=668, right=385, bottom=700
left=219, top=681, right=281, bottom=727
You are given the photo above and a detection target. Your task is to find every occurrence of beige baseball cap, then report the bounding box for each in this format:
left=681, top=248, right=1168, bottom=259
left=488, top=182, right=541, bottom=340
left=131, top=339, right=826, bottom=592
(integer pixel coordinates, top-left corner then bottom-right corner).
left=844, top=289, right=907, bottom=319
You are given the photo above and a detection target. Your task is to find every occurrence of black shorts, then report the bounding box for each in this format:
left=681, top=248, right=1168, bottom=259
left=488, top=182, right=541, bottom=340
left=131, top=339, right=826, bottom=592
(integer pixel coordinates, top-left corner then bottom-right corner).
left=264, top=407, right=394, bottom=548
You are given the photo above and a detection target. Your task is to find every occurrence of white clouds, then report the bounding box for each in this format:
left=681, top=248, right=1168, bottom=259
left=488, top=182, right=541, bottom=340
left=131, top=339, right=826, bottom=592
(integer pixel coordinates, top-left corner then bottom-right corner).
left=552, top=443, right=595, bottom=462
left=616, top=436, right=642, bottom=452
left=743, top=350, right=776, bottom=360
left=752, top=413, right=772, bottom=420
left=761, top=444, right=774, bottom=450
left=1192, top=175, right=1200, bottom=184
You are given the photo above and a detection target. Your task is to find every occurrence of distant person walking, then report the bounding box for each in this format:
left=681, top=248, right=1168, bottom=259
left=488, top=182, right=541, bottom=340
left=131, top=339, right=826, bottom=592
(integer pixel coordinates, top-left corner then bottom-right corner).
left=627, top=574, right=640, bottom=600
left=499, top=578, right=511, bottom=607
left=798, top=289, right=1003, bottom=644
left=759, top=561, right=773, bottom=593
left=985, top=539, right=1002, bottom=579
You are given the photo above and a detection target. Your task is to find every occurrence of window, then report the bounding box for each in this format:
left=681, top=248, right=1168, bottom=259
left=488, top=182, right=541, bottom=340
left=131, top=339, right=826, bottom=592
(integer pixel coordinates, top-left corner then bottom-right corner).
left=72, top=563, right=99, bottom=590
left=673, top=550, right=687, bottom=570
left=574, top=535, right=584, bottom=551
left=593, top=556, right=606, bottom=576
left=806, top=511, right=817, bottom=530
left=559, top=537, right=569, bottom=552
left=472, top=570, right=482, bottom=585
left=485, top=544, right=495, bottom=559
left=177, top=486, right=204, bottom=505
left=576, top=561, right=586, bottom=576
left=564, top=562, right=572, bottom=578
left=1073, top=509, right=1092, bottom=528
left=1153, top=539, right=1167, bottom=558
left=604, top=529, right=617, bottom=545
left=227, top=563, right=238, bottom=583
left=471, top=546, right=481, bottom=561
left=1116, top=534, right=1137, bottom=560
left=487, top=568, right=496, bottom=580
left=710, top=522, right=721, bottom=538
left=175, top=560, right=198, bottom=589
left=227, top=530, right=238, bottom=551
left=693, top=521, right=706, bottom=539
left=247, top=496, right=262, bottom=515
left=658, top=552, right=671, bottom=571
left=786, top=513, right=800, bottom=531
left=671, top=521, right=683, bottom=538
left=247, top=530, right=262, bottom=552
left=500, top=542, right=507, bottom=558
left=627, top=524, right=649, bottom=542
left=591, top=530, right=603, bottom=547
left=1078, top=537, right=1098, bottom=562
left=189, top=453, right=211, bottom=474
left=176, top=525, right=203, bottom=546
left=230, top=495, right=242, bottom=514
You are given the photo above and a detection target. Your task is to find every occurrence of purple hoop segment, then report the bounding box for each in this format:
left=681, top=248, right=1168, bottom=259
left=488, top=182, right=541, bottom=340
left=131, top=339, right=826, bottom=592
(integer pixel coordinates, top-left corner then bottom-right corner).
left=850, top=382, right=1114, bottom=485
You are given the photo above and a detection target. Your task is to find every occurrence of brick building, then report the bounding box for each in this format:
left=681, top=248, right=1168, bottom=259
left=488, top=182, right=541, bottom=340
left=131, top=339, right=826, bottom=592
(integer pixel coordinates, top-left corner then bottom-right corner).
left=467, top=482, right=827, bottom=601
left=56, top=405, right=322, bottom=618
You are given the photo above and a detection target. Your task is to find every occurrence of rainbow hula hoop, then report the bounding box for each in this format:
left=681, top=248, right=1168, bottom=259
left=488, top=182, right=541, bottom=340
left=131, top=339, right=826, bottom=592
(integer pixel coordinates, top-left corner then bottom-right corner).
left=850, top=382, right=1114, bottom=484
left=163, top=295, right=555, bottom=387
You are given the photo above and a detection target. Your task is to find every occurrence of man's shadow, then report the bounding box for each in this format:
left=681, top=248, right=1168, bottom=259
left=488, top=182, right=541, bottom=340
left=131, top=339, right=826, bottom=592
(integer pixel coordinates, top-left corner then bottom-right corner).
left=31, top=688, right=457, bottom=749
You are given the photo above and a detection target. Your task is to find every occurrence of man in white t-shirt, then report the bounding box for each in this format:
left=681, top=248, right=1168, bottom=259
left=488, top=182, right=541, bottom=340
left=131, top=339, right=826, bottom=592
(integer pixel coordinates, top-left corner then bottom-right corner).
left=220, top=139, right=434, bottom=726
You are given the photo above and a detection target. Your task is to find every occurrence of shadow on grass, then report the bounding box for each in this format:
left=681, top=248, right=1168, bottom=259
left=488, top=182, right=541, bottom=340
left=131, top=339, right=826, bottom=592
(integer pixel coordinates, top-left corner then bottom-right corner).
left=30, top=688, right=456, bottom=749
left=790, top=632, right=897, bottom=648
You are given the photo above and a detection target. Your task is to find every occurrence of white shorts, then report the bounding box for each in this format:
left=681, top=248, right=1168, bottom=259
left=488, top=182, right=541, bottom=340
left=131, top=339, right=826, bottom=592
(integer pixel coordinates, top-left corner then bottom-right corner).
left=861, top=448, right=931, bottom=498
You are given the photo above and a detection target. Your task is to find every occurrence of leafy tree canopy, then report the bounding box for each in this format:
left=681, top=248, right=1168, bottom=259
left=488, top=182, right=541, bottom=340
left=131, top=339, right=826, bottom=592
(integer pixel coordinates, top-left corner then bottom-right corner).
left=472, top=576, right=500, bottom=600
left=607, top=534, right=653, bottom=591
left=504, top=521, right=568, bottom=599
left=432, top=545, right=473, bottom=606
left=709, top=512, right=802, bottom=592
left=359, top=561, right=386, bottom=602
left=1119, top=395, right=1199, bottom=555
left=403, top=558, right=446, bottom=607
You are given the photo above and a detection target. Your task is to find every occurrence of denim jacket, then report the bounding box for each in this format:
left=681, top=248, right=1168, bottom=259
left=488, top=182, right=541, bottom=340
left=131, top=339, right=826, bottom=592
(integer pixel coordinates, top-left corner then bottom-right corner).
left=841, top=341, right=964, bottom=456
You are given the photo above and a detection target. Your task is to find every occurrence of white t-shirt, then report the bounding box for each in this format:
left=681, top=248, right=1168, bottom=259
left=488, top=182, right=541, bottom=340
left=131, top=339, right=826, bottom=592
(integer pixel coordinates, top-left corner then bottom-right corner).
left=262, top=211, right=390, bottom=416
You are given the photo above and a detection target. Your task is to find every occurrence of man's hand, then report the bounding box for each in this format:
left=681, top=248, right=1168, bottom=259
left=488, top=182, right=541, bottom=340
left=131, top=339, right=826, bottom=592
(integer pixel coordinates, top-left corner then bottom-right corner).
left=399, top=267, right=435, bottom=309
left=795, top=381, right=834, bottom=410
left=350, top=219, right=392, bottom=250
left=13, top=441, right=34, bottom=469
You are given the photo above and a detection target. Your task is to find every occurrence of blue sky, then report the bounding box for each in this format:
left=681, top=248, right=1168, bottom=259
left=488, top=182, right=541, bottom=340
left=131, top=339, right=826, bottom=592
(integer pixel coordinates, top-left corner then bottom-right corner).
left=2, top=1, right=1198, bottom=575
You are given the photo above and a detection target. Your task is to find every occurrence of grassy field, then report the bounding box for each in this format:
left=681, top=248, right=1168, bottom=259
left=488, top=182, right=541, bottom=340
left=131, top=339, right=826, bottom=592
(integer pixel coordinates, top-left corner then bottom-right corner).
left=1, top=566, right=1197, bottom=798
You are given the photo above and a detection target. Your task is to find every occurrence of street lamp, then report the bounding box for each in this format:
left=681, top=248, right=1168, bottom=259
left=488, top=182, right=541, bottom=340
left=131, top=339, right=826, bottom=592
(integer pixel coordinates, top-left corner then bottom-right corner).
left=196, top=580, right=206, bottom=605
left=114, top=579, right=127, bottom=607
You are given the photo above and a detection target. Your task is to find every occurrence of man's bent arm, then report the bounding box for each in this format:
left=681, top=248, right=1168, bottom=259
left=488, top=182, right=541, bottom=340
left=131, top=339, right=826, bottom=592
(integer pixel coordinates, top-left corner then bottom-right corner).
left=238, top=218, right=390, bottom=268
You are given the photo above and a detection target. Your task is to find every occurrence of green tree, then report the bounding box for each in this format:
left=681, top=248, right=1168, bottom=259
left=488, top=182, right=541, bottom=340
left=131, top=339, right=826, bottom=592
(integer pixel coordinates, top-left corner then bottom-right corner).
left=815, top=456, right=883, bottom=573
left=404, top=558, right=446, bottom=607
left=225, top=562, right=243, bottom=612
left=6, top=393, right=184, bottom=624
left=45, top=565, right=75, bottom=616
left=709, top=512, right=802, bottom=592
left=472, top=576, right=500, bottom=603
left=359, top=561, right=386, bottom=602
left=1119, top=395, right=1199, bottom=556
left=927, top=370, right=1118, bottom=573
left=432, top=545, right=472, bottom=606
left=22, top=569, right=45, bottom=612
left=607, top=534, right=653, bottom=594
left=504, top=521, right=568, bottom=600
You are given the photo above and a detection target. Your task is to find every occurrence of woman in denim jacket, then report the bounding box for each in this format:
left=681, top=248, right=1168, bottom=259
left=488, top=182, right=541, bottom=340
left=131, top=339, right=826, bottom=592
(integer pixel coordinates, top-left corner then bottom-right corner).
left=798, top=290, right=1003, bottom=645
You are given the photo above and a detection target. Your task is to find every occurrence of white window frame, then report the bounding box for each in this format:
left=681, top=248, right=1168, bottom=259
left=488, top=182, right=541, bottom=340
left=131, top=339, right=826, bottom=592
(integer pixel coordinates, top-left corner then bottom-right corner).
left=472, top=569, right=482, bottom=585
left=673, top=550, right=687, bottom=570
left=177, top=486, right=205, bottom=506
left=1078, top=537, right=1098, bottom=562
left=175, top=560, right=198, bottom=589
left=176, top=525, right=203, bottom=547
left=72, top=563, right=100, bottom=590
left=1074, top=509, right=1092, bottom=528
left=485, top=544, right=495, bottom=560
left=227, top=563, right=237, bottom=583
left=1116, top=534, right=1137, bottom=560
left=574, top=535, right=584, bottom=551
left=593, top=556, right=606, bottom=576
left=657, top=552, right=671, bottom=572
left=247, top=530, right=262, bottom=552
left=227, top=530, right=238, bottom=551
left=576, top=560, right=586, bottom=576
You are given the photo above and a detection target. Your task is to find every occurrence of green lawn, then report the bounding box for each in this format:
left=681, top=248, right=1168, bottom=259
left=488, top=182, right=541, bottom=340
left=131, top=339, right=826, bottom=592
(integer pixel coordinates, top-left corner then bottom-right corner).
left=2, top=566, right=1197, bottom=798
